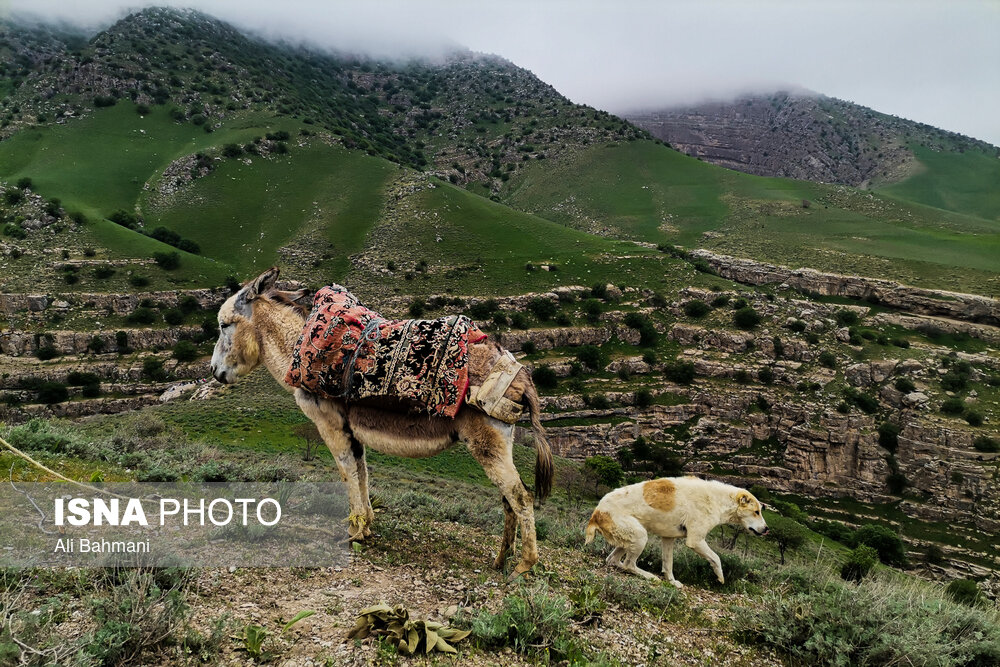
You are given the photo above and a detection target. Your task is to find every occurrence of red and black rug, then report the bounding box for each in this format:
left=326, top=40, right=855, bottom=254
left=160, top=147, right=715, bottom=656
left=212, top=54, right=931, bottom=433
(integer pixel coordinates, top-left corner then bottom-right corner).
left=285, top=285, right=487, bottom=418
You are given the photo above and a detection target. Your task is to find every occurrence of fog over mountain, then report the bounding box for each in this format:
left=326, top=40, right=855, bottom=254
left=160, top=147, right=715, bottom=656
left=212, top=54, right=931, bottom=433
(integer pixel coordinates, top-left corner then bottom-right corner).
left=7, top=0, right=1000, bottom=145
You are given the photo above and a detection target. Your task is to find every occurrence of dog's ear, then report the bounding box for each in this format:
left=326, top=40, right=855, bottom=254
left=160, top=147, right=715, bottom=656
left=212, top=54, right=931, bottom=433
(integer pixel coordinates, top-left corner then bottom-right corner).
left=737, top=492, right=752, bottom=506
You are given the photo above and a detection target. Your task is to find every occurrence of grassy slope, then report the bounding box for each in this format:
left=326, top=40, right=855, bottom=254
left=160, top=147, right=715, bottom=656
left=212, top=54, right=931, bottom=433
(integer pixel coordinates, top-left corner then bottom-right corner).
left=145, top=142, right=396, bottom=278
left=342, top=177, right=708, bottom=300
left=503, top=141, right=1000, bottom=294
left=877, top=145, right=1000, bottom=222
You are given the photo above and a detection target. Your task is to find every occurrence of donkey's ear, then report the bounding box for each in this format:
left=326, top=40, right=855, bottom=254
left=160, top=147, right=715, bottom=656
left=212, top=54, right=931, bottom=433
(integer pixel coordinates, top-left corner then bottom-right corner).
left=244, top=267, right=280, bottom=301
left=234, top=267, right=280, bottom=315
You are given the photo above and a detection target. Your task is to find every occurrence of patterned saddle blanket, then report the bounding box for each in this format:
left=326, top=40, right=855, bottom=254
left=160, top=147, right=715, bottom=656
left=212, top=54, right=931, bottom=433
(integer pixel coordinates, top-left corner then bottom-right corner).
left=284, top=285, right=487, bottom=418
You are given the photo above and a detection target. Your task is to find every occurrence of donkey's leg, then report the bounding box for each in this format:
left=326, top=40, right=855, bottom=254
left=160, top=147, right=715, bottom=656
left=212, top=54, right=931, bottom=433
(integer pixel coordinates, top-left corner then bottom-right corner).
left=461, top=414, right=538, bottom=579
left=494, top=497, right=518, bottom=570
left=349, top=434, right=375, bottom=531
left=295, top=394, right=368, bottom=540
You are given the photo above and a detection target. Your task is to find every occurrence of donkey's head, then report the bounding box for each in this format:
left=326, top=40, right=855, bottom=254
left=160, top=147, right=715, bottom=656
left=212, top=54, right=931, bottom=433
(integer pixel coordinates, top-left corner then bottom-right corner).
left=210, top=267, right=280, bottom=384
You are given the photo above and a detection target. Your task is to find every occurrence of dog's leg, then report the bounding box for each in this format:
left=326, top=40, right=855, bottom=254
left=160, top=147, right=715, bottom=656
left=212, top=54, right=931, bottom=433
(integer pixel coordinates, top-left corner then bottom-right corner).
left=687, top=537, right=725, bottom=584
left=661, top=537, right=683, bottom=588
left=605, top=546, right=626, bottom=567
left=616, top=519, right=658, bottom=581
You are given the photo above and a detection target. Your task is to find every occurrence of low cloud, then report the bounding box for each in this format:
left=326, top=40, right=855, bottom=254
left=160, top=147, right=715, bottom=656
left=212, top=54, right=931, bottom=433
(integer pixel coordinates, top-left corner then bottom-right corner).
left=7, top=0, right=1000, bottom=144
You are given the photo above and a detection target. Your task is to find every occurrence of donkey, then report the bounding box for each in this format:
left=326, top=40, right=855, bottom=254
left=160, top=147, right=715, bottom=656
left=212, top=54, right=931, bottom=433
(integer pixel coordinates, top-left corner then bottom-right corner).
left=210, top=267, right=553, bottom=578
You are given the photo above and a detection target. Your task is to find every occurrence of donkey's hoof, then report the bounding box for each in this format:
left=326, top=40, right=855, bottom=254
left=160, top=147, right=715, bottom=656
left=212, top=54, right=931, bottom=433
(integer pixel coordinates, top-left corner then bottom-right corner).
left=506, top=561, right=535, bottom=582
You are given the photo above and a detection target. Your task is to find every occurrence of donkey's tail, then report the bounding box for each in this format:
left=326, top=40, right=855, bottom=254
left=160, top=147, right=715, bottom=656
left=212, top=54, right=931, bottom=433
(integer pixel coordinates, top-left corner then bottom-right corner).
left=523, top=377, right=553, bottom=503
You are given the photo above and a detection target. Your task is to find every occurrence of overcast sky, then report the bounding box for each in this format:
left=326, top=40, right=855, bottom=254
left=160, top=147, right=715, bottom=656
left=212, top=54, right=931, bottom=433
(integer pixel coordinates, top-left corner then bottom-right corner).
left=8, top=0, right=1000, bottom=145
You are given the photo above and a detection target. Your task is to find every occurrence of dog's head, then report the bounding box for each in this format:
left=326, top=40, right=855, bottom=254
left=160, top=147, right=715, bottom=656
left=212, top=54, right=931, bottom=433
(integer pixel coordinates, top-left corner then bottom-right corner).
left=733, top=490, right=769, bottom=536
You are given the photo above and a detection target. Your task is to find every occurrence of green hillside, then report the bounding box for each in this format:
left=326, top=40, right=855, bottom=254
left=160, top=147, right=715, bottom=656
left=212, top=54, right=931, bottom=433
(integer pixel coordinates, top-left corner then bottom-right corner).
left=144, top=141, right=395, bottom=278
left=503, top=141, right=1000, bottom=294
left=878, top=144, right=1000, bottom=221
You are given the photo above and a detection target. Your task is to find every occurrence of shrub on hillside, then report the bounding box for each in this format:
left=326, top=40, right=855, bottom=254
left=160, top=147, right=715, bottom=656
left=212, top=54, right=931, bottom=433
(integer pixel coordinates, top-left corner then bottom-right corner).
left=532, top=365, right=557, bottom=389
left=527, top=297, right=557, bottom=321
left=172, top=340, right=199, bottom=362
left=623, top=312, right=658, bottom=346
left=852, top=523, right=907, bottom=567
left=758, top=366, right=775, bottom=385
left=964, top=411, right=983, bottom=427
left=733, top=306, right=762, bottom=330
left=877, top=422, right=900, bottom=452
left=834, top=309, right=859, bottom=326
left=894, top=377, right=916, bottom=393
left=841, top=544, right=879, bottom=581
left=127, top=307, right=157, bottom=325
left=581, top=298, right=602, bottom=323
left=940, top=397, right=965, bottom=415
left=945, top=579, right=984, bottom=607
left=664, top=360, right=696, bottom=385
left=35, top=346, right=59, bottom=361
left=153, top=251, right=180, bottom=270
left=115, top=331, right=130, bottom=353
left=37, top=381, right=69, bottom=404
left=142, top=358, right=167, bottom=382
left=973, top=436, right=999, bottom=453
left=576, top=345, right=603, bottom=370
left=683, top=299, right=710, bottom=318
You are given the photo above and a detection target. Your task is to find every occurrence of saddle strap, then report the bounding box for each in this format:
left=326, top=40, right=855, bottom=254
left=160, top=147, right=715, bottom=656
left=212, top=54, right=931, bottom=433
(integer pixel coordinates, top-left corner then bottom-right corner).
left=468, top=351, right=524, bottom=424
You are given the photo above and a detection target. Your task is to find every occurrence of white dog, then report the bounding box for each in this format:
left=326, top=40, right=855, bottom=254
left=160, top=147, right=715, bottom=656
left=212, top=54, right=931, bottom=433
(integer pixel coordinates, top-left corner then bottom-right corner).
left=584, top=476, right=768, bottom=587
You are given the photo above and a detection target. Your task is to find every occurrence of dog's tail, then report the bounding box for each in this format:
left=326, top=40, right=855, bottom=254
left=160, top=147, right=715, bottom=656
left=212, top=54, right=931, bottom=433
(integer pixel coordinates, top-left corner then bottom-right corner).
left=584, top=509, right=603, bottom=545
left=523, top=377, right=553, bottom=503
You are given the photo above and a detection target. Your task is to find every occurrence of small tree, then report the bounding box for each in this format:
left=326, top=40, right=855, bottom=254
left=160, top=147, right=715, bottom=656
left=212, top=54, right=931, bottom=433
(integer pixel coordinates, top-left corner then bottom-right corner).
left=585, top=455, right=624, bottom=493
left=292, top=423, right=322, bottom=462
left=878, top=422, right=900, bottom=452
left=664, top=360, right=696, bottom=384
left=767, top=515, right=807, bottom=565
left=142, top=358, right=167, bottom=382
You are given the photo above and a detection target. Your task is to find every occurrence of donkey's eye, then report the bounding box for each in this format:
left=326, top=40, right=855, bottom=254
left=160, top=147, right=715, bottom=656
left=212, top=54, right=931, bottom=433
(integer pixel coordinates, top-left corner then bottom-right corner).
left=220, top=322, right=231, bottom=330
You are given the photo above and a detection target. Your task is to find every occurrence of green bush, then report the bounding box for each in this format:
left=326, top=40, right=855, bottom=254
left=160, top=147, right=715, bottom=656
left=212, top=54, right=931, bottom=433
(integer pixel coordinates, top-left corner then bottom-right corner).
left=852, top=523, right=907, bottom=567
left=683, top=299, right=711, bottom=318
left=623, top=312, right=658, bottom=346
left=128, top=307, right=157, bottom=325
left=841, top=544, right=878, bottom=581
left=834, top=309, right=859, bottom=326
left=142, top=358, right=167, bottom=382
left=129, top=274, right=150, bottom=287
left=877, top=422, right=900, bottom=452
left=758, top=366, right=775, bottom=385
left=964, top=411, right=983, bottom=427
left=893, top=377, right=916, bottom=393
left=93, top=265, right=116, bottom=280
left=581, top=298, right=602, bottom=323
left=940, top=397, right=965, bottom=415
left=162, top=309, right=184, bottom=325
left=711, top=294, right=731, bottom=308
left=34, top=381, right=68, bottom=404
left=67, top=371, right=101, bottom=386
left=843, top=387, right=879, bottom=414
left=532, top=365, right=557, bottom=389
left=737, top=574, right=1000, bottom=665
left=664, top=360, right=696, bottom=385
left=733, top=306, right=762, bottom=330
left=172, top=340, right=199, bottom=362
left=945, top=579, right=984, bottom=607
left=886, top=472, right=908, bottom=495
left=767, top=516, right=807, bottom=564
left=509, top=312, right=530, bottom=329
left=576, top=345, right=603, bottom=370
left=527, top=297, right=557, bottom=321
left=116, top=331, right=130, bottom=353
left=634, top=388, right=653, bottom=408
left=153, top=251, right=181, bottom=270
left=471, top=582, right=573, bottom=656
left=36, top=345, right=60, bottom=361
left=408, top=298, right=425, bottom=318
left=972, top=436, right=999, bottom=453
left=585, top=455, right=624, bottom=489
left=2, top=222, right=26, bottom=239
